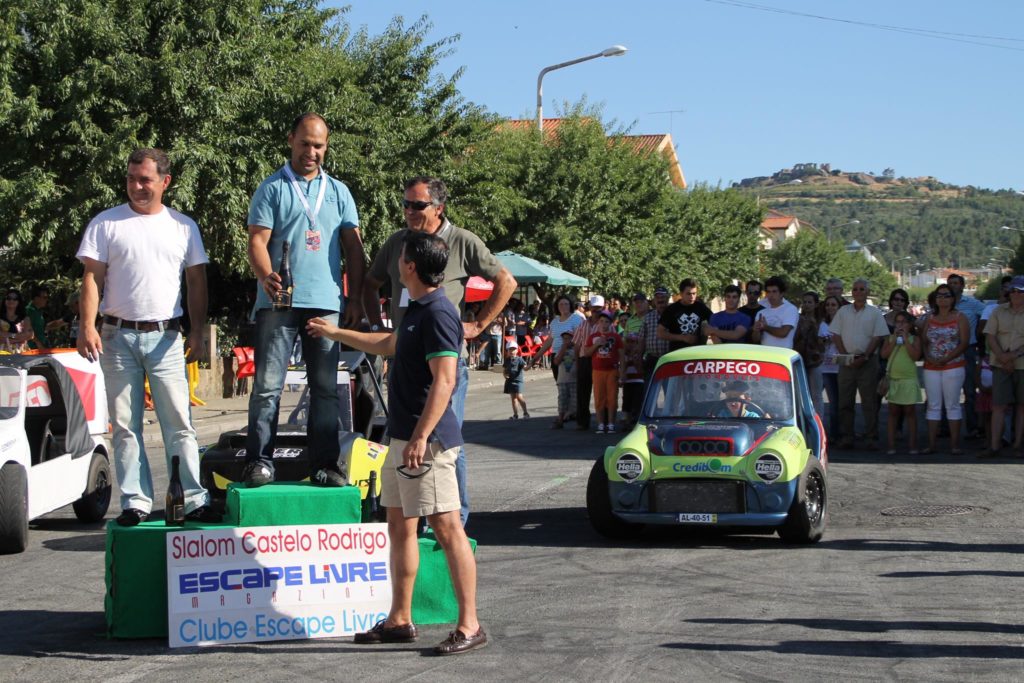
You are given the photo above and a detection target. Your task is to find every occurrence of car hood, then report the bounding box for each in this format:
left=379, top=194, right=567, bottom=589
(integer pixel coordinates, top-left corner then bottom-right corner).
left=646, top=419, right=782, bottom=458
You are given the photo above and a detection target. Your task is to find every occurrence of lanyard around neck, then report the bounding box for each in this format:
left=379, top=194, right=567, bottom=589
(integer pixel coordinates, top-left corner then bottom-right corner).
left=282, top=163, right=327, bottom=230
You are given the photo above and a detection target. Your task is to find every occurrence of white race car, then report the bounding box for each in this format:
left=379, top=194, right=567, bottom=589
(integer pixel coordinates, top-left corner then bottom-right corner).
left=0, top=351, right=111, bottom=553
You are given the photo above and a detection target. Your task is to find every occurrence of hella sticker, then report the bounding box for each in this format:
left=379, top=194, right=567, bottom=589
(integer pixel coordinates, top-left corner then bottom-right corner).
left=754, top=453, right=783, bottom=482
left=615, top=453, right=644, bottom=481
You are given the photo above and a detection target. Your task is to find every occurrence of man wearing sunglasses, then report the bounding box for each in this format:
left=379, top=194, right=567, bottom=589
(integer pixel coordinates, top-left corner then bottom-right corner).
left=363, top=176, right=516, bottom=526
left=241, top=112, right=367, bottom=489
left=309, top=230, right=487, bottom=655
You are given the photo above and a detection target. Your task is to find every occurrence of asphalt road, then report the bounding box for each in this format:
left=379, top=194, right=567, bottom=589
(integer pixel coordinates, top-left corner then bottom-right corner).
left=1, top=371, right=1022, bottom=682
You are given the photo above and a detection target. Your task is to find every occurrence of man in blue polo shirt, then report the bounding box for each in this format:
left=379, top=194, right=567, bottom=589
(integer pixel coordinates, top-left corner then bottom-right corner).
left=308, top=230, right=487, bottom=656
left=242, top=112, right=367, bottom=488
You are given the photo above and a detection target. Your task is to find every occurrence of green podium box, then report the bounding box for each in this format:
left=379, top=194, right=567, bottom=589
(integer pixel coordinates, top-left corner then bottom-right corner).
left=225, top=482, right=361, bottom=527
left=104, top=483, right=470, bottom=639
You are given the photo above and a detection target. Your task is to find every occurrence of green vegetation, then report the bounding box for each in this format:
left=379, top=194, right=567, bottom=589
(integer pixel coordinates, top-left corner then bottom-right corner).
left=759, top=231, right=897, bottom=299
left=0, top=2, right=763, bottom=320
left=744, top=171, right=1024, bottom=276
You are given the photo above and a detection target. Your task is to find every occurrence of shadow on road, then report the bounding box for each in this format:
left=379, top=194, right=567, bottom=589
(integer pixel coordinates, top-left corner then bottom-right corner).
left=661, top=639, right=1024, bottom=660
left=816, top=538, right=1024, bottom=554
left=685, top=616, right=1024, bottom=635
left=469, top=507, right=786, bottom=550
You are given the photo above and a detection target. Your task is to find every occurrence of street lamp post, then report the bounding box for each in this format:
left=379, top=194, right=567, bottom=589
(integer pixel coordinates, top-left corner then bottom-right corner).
left=891, top=255, right=912, bottom=284
left=826, top=219, right=860, bottom=241
left=537, top=45, right=628, bottom=132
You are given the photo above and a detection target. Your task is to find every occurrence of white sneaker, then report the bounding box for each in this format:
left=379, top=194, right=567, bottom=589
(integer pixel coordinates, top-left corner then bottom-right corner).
left=607, top=425, right=617, bottom=434
left=595, top=423, right=606, bottom=434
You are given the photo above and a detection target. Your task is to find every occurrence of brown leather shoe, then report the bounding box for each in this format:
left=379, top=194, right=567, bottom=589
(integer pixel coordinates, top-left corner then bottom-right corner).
left=433, top=627, right=488, bottom=655
left=353, top=619, right=418, bottom=644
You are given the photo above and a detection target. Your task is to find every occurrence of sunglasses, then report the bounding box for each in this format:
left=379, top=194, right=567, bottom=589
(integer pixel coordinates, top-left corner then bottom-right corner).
left=402, top=199, right=435, bottom=211
left=396, top=463, right=433, bottom=479
left=5, top=296, right=19, bottom=301
left=935, top=292, right=953, bottom=298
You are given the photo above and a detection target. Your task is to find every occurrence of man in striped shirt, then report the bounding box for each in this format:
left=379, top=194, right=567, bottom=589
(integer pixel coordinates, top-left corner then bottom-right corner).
left=642, top=286, right=671, bottom=383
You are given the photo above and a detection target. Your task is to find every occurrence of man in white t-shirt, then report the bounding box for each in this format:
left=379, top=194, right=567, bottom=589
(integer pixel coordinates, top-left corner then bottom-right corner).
left=77, top=148, right=217, bottom=526
left=751, top=276, right=799, bottom=348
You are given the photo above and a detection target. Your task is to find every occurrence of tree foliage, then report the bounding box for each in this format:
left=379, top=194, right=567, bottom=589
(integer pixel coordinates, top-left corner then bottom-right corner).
left=760, top=230, right=897, bottom=300
left=450, top=114, right=760, bottom=299
left=0, top=0, right=490, bottom=314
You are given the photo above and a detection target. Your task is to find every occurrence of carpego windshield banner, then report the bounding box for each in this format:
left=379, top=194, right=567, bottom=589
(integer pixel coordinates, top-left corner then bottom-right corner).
left=655, top=359, right=791, bottom=382
left=166, top=524, right=391, bottom=647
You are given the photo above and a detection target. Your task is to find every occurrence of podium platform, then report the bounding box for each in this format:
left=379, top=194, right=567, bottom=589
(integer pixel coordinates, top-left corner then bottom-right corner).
left=105, top=483, right=472, bottom=639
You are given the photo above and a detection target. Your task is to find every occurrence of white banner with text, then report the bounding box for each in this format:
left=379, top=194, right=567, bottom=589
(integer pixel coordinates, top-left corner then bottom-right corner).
left=166, top=523, right=391, bottom=647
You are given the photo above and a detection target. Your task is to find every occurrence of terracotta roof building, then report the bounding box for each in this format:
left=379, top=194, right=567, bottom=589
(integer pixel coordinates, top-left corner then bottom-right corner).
left=502, top=118, right=687, bottom=189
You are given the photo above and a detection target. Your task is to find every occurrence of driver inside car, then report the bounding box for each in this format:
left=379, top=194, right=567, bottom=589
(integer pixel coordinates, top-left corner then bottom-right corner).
left=713, top=381, right=767, bottom=418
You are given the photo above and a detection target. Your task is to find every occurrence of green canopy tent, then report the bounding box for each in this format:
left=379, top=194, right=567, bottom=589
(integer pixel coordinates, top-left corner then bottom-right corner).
left=493, top=251, right=589, bottom=310
left=494, top=251, right=589, bottom=287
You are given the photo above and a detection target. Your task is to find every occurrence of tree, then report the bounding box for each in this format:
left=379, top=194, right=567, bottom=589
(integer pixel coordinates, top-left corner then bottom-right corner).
left=450, top=113, right=761, bottom=299
left=0, top=1, right=490, bottom=317
left=761, top=231, right=896, bottom=300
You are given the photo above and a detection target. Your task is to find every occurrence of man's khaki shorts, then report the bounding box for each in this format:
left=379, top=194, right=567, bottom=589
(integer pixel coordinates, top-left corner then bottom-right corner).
left=380, top=438, right=461, bottom=518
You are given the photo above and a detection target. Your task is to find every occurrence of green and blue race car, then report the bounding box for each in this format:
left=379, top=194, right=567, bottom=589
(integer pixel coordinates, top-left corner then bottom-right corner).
left=586, top=344, right=828, bottom=543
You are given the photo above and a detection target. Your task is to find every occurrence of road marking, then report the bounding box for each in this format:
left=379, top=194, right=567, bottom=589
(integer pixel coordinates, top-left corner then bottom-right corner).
left=492, top=468, right=588, bottom=512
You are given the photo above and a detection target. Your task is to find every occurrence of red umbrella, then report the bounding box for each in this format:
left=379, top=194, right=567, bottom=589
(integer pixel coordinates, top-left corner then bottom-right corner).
left=465, top=276, right=494, bottom=303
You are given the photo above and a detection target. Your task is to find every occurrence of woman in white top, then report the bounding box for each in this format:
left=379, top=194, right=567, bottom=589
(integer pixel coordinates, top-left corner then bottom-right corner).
left=820, top=296, right=843, bottom=440
left=533, top=295, right=582, bottom=380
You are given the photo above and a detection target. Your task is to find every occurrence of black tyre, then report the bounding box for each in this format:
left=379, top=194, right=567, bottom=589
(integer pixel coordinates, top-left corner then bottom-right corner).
left=73, top=451, right=112, bottom=523
left=778, top=460, right=827, bottom=544
left=585, top=459, right=635, bottom=539
left=0, top=463, right=29, bottom=554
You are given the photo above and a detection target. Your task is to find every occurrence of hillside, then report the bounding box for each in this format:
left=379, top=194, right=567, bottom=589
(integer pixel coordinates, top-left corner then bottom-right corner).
left=734, top=164, right=1024, bottom=276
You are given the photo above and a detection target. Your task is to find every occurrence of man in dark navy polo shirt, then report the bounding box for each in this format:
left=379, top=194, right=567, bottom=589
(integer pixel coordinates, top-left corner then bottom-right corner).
left=307, top=230, right=486, bottom=656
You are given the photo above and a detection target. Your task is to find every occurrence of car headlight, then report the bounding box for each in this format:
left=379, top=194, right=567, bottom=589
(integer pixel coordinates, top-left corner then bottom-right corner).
left=752, top=451, right=784, bottom=483
left=613, top=451, right=646, bottom=483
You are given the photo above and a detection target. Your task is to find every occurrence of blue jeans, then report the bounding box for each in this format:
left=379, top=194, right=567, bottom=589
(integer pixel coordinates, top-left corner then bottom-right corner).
left=450, top=357, right=470, bottom=525
left=481, top=333, right=502, bottom=367
left=100, top=323, right=207, bottom=514
left=246, top=308, right=340, bottom=472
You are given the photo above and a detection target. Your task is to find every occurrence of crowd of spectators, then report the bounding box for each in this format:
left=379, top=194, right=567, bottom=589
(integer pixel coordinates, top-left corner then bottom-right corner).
left=493, top=272, right=1020, bottom=457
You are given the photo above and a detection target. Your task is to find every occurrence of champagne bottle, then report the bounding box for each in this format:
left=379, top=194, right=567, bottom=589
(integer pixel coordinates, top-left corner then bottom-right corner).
left=273, top=241, right=293, bottom=311
left=166, top=455, right=186, bottom=527
left=364, top=470, right=384, bottom=523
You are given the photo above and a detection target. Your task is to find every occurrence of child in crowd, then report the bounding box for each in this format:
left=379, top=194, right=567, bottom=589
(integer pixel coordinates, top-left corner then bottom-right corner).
left=880, top=310, right=923, bottom=455
left=620, top=332, right=645, bottom=428
left=503, top=341, right=529, bottom=419
left=975, top=351, right=993, bottom=452
left=553, top=331, right=577, bottom=429
left=585, top=311, right=623, bottom=434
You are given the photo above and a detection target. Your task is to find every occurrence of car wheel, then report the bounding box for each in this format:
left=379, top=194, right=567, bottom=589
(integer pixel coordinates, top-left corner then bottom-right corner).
left=0, top=463, right=29, bottom=554
left=586, top=458, right=635, bottom=539
left=778, top=460, right=827, bottom=544
left=72, top=451, right=112, bottom=523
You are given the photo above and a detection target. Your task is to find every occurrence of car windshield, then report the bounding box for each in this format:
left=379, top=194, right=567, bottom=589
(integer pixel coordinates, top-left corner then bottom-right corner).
left=0, top=369, right=20, bottom=420
left=644, top=358, right=794, bottom=421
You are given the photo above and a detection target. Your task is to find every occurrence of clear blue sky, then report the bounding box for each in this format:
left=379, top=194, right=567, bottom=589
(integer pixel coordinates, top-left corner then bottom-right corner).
left=336, top=0, right=1023, bottom=192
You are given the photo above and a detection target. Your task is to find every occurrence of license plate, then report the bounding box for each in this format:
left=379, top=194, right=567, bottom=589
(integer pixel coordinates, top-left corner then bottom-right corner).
left=677, top=513, right=717, bottom=523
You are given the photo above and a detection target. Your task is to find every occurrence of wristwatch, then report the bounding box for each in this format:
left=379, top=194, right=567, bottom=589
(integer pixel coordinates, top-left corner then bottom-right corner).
left=370, top=324, right=381, bottom=332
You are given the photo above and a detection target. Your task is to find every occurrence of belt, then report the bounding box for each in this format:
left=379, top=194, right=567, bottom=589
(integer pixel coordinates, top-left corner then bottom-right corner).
left=103, top=315, right=181, bottom=332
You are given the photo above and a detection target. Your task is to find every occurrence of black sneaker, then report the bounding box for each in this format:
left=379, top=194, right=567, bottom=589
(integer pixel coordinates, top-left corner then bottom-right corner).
left=116, top=508, right=149, bottom=526
left=313, top=468, right=347, bottom=487
left=242, top=461, right=274, bottom=488
left=186, top=506, right=223, bottom=523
